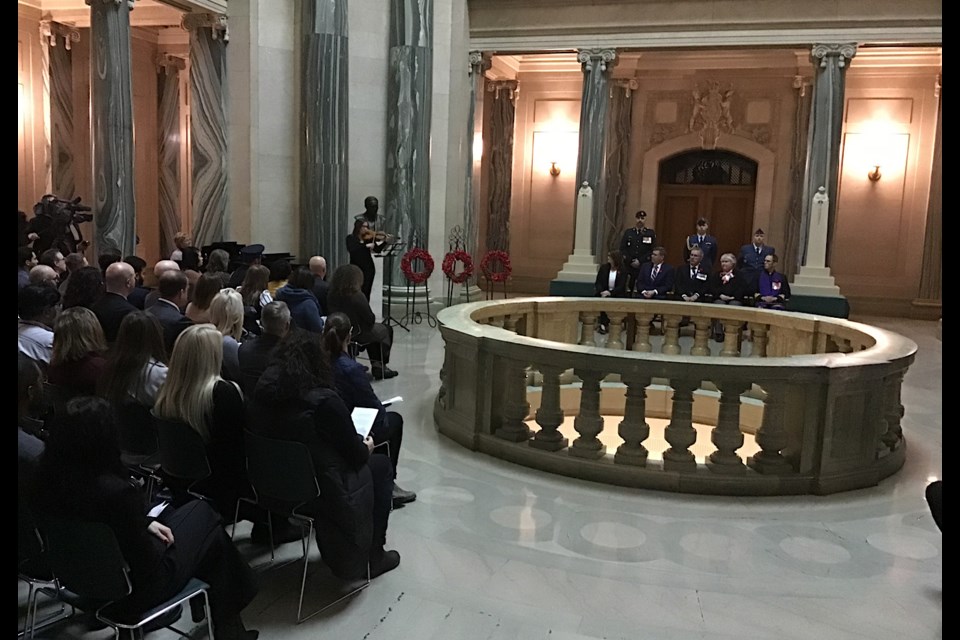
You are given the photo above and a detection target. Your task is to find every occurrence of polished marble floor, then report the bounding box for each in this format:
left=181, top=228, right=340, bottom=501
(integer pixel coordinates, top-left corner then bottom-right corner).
left=21, top=316, right=942, bottom=640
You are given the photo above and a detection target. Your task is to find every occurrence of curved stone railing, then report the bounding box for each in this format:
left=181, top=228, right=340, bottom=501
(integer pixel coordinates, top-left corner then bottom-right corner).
left=434, top=297, right=917, bottom=495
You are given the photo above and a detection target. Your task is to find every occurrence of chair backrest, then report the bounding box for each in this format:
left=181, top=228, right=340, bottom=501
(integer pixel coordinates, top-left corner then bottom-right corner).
left=244, top=430, right=320, bottom=514
left=41, top=516, right=132, bottom=603
left=116, top=401, right=159, bottom=457
left=41, top=382, right=77, bottom=430
left=153, top=412, right=211, bottom=483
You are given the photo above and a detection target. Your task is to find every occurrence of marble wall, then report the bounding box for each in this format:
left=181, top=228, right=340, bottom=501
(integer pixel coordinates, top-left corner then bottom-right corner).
left=18, top=5, right=49, bottom=214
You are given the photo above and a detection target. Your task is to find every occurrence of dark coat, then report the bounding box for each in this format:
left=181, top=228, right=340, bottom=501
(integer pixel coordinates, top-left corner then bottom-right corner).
left=237, top=333, right=282, bottom=395
left=636, top=262, right=675, bottom=298
left=247, top=367, right=374, bottom=579
left=346, top=235, right=375, bottom=300
left=327, top=290, right=377, bottom=334
left=312, top=278, right=329, bottom=315
left=275, top=286, right=324, bottom=333
left=594, top=265, right=629, bottom=298
left=146, top=299, right=193, bottom=354
left=709, top=269, right=749, bottom=303
left=92, top=292, right=138, bottom=342
left=674, top=263, right=712, bottom=300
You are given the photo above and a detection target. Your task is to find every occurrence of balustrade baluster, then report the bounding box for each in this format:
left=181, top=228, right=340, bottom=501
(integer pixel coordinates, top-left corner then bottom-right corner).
left=495, top=359, right=532, bottom=441
left=569, top=369, right=606, bottom=459
left=706, top=380, right=750, bottom=473
left=606, top=312, right=625, bottom=350
left=662, top=378, right=699, bottom=471
left=690, top=317, right=711, bottom=356
left=749, top=322, right=769, bottom=357
left=720, top=320, right=741, bottom=357
left=503, top=315, right=517, bottom=332
left=579, top=313, right=597, bottom=346
left=531, top=365, right=568, bottom=451
left=661, top=315, right=681, bottom=355
left=748, top=382, right=793, bottom=474
left=632, top=312, right=653, bottom=352
left=614, top=374, right=651, bottom=466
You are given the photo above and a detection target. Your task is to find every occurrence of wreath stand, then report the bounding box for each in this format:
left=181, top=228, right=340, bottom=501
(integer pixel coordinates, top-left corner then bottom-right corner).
left=483, top=276, right=509, bottom=300
left=480, top=250, right=512, bottom=300
left=444, top=226, right=474, bottom=307
left=400, top=249, right=438, bottom=328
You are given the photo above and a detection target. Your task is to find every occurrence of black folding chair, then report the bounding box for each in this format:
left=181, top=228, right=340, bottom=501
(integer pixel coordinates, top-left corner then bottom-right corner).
left=239, top=430, right=370, bottom=623
left=153, top=413, right=212, bottom=501
left=39, top=517, right=213, bottom=640
left=117, top=401, right=161, bottom=500
left=18, top=505, right=70, bottom=639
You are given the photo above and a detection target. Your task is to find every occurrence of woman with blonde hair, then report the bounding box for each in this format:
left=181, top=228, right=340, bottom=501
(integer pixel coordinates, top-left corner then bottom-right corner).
left=185, top=272, right=222, bottom=324
left=48, top=306, right=108, bottom=395
left=154, top=324, right=246, bottom=518
left=209, top=289, right=245, bottom=382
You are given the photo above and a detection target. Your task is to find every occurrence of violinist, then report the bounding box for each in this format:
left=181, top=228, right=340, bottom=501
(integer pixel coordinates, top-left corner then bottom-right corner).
left=348, top=196, right=393, bottom=301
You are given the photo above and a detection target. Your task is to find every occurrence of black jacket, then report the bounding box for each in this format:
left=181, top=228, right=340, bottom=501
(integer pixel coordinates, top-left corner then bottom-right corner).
left=92, top=292, right=138, bottom=342
left=594, top=265, right=629, bottom=297
left=146, top=299, right=193, bottom=354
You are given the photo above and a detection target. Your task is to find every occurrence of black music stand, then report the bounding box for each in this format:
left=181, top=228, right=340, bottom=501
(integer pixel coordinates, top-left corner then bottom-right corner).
left=379, top=241, right=408, bottom=332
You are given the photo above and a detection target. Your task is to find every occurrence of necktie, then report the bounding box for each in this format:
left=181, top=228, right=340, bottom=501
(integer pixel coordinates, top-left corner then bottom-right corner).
left=698, top=235, right=703, bottom=245
left=652, top=265, right=660, bottom=279
left=756, top=246, right=761, bottom=255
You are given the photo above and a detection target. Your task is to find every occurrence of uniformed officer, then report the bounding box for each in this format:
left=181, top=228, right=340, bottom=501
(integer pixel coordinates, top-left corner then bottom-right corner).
left=619, top=210, right=656, bottom=290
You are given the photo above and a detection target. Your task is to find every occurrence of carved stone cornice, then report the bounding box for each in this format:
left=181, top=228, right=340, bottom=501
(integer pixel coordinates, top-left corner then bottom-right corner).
left=156, top=53, right=186, bottom=73
left=39, top=20, right=81, bottom=50
left=468, top=50, right=492, bottom=75
left=487, top=79, right=518, bottom=100
left=85, top=0, right=135, bottom=8
left=811, top=43, right=858, bottom=68
left=577, top=48, right=617, bottom=73
left=181, top=13, right=228, bottom=41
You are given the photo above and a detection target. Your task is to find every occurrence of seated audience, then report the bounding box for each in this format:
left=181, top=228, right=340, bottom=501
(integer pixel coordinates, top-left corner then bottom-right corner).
left=123, top=255, right=150, bottom=309
left=709, top=253, right=749, bottom=306
left=18, top=284, right=60, bottom=366
left=237, top=301, right=290, bottom=395
left=144, top=260, right=181, bottom=309
left=99, top=311, right=168, bottom=407
left=308, top=255, right=329, bottom=313
left=147, top=270, right=193, bottom=354
left=62, top=265, right=104, bottom=310
left=636, top=247, right=675, bottom=299
left=674, top=246, right=711, bottom=303
left=266, top=259, right=292, bottom=298
left=247, top=331, right=401, bottom=580
left=593, top=249, right=629, bottom=334
left=92, top=261, right=138, bottom=342
left=755, top=254, right=791, bottom=310
left=58, top=252, right=88, bottom=296
left=238, top=264, right=272, bottom=336
left=275, top=267, right=324, bottom=333
left=185, top=272, right=223, bottom=324
left=324, top=312, right=416, bottom=507
left=209, top=289, right=246, bottom=383
left=29, top=264, right=59, bottom=288
left=47, top=307, right=108, bottom=395
left=327, top=264, right=397, bottom=380
left=207, top=249, right=233, bottom=289
left=18, top=246, right=38, bottom=290
left=33, top=396, right=259, bottom=640
left=38, top=249, right=66, bottom=279
left=98, top=251, right=122, bottom=274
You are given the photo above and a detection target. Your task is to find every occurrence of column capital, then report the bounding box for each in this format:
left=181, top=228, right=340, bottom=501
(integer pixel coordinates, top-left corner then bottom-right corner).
left=156, top=53, right=186, bottom=73
left=577, top=48, right=617, bottom=73
left=40, top=20, right=81, bottom=50
left=182, top=13, right=228, bottom=41
left=487, top=79, right=518, bottom=100
left=810, top=43, right=858, bottom=68
left=468, top=50, right=492, bottom=75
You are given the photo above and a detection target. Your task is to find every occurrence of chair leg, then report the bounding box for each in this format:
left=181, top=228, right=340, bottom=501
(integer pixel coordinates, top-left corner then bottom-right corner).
left=201, top=591, right=214, bottom=640
left=297, top=520, right=313, bottom=623
left=231, top=499, right=242, bottom=541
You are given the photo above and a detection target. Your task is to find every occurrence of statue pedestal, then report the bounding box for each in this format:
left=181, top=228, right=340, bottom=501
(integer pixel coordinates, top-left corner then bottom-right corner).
left=551, top=181, right=598, bottom=296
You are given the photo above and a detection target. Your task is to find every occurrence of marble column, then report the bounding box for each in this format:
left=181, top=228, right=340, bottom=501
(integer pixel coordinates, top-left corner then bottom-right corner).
left=157, top=55, right=185, bottom=258
left=793, top=43, right=856, bottom=294
left=485, top=80, right=517, bottom=253
left=300, top=0, right=349, bottom=267
left=41, top=21, right=79, bottom=199
left=87, top=0, right=137, bottom=257
left=602, top=79, right=636, bottom=255
left=385, top=0, right=433, bottom=261
left=464, top=51, right=490, bottom=258
left=574, top=49, right=616, bottom=259
left=183, top=13, right=228, bottom=247
left=916, top=76, right=942, bottom=306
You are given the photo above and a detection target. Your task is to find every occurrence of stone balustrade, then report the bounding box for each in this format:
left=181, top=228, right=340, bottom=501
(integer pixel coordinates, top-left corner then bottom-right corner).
left=435, top=297, right=916, bottom=495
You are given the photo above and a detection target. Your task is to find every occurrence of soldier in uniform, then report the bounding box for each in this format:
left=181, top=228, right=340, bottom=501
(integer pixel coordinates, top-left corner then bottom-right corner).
left=619, top=210, right=656, bottom=290
left=684, top=218, right=719, bottom=269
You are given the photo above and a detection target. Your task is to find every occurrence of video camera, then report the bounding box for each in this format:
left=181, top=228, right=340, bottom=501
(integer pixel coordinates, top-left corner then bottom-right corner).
left=30, top=194, right=92, bottom=255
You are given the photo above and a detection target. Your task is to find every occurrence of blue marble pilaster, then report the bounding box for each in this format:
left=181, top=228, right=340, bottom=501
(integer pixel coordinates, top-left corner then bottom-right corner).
left=41, top=21, right=79, bottom=199
left=800, top=43, right=856, bottom=262
left=183, top=14, right=228, bottom=247
left=574, top=48, right=616, bottom=259
left=157, top=55, right=184, bottom=258
left=300, top=0, right=349, bottom=267
left=463, top=51, right=490, bottom=258
left=386, top=0, right=433, bottom=264
left=87, top=0, right=137, bottom=257
left=484, top=80, right=517, bottom=253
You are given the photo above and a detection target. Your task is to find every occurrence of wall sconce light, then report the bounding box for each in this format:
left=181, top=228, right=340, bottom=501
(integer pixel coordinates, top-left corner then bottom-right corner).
left=549, top=161, right=561, bottom=177
left=867, top=165, right=882, bottom=182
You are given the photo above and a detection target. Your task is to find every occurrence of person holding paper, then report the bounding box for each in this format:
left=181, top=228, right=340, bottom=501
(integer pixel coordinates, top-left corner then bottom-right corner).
left=324, top=312, right=416, bottom=508
left=246, top=331, right=400, bottom=580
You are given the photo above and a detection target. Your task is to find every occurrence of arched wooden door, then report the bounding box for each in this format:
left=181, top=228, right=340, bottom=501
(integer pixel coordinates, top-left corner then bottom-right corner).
left=655, top=151, right=757, bottom=269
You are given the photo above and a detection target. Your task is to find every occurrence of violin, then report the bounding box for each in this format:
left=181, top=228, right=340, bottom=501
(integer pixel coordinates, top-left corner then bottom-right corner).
left=360, top=227, right=389, bottom=243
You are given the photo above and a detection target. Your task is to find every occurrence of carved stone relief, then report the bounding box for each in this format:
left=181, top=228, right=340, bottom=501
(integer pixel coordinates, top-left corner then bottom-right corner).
left=688, top=81, right=734, bottom=149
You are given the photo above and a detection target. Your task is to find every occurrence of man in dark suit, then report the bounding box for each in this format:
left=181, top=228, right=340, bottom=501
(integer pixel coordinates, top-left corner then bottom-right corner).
left=143, top=260, right=181, bottom=309
left=636, top=247, right=675, bottom=299
left=684, top=218, right=719, bottom=269
left=147, top=270, right=193, bottom=354
left=674, top=246, right=712, bottom=303
left=738, top=228, right=775, bottom=288
left=123, top=255, right=150, bottom=310
left=238, top=301, right=290, bottom=394
left=92, top=261, right=138, bottom=342
left=308, top=255, right=329, bottom=314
